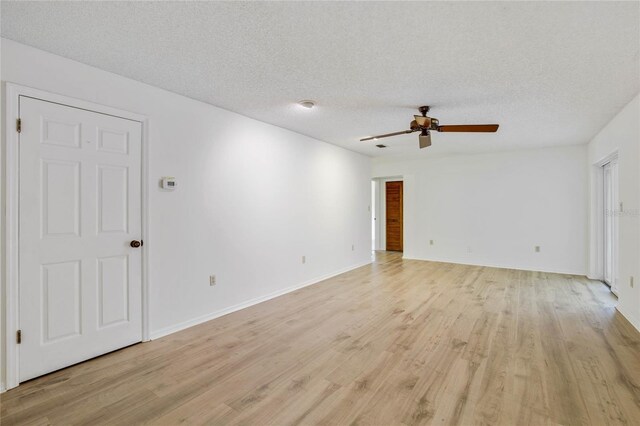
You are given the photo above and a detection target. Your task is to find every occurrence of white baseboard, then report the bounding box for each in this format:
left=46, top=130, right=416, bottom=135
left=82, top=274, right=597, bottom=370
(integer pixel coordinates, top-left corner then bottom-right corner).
left=616, top=303, right=640, bottom=333
left=1, top=382, right=5, bottom=393
left=149, top=259, right=372, bottom=340
left=402, top=254, right=586, bottom=276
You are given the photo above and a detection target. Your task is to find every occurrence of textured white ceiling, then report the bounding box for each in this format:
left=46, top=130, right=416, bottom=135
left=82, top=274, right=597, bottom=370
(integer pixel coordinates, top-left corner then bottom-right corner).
left=2, top=1, right=638, bottom=157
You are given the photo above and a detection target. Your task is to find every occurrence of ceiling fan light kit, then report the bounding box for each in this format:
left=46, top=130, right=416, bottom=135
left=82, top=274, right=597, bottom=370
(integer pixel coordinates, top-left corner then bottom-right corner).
left=419, top=129, right=431, bottom=149
left=361, top=106, right=499, bottom=149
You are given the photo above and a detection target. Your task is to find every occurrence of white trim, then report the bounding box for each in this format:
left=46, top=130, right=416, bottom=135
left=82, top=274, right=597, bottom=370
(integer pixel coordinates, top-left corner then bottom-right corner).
left=7, top=84, right=147, bottom=123
left=401, top=255, right=586, bottom=277
left=150, top=260, right=373, bottom=340
left=140, top=118, right=151, bottom=343
left=616, top=304, right=640, bottom=333
left=593, top=150, right=621, bottom=169
left=371, top=176, right=403, bottom=252
left=3, top=83, right=150, bottom=390
left=588, top=150, right=619, bottom=283
left=372, top=179, right=383, bottom=251
left=4, top=83, right=20, bottom=391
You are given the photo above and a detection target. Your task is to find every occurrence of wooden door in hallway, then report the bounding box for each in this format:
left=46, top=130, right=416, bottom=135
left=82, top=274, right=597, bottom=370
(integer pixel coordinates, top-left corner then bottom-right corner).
left=385, top=181, right=403, bottom=251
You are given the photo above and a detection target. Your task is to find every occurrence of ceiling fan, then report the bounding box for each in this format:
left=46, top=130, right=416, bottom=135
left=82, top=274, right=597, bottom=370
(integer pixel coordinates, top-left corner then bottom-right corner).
left=361, top=106, right=499, bottom=149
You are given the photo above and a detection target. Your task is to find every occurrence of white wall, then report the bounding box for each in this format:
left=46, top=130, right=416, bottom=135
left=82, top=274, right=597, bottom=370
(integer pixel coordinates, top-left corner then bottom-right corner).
left=373, top=145, right=588, bottom=275
left=588, top=94, right=640, bottom=331
left=0, top=38, right=372, bottom=389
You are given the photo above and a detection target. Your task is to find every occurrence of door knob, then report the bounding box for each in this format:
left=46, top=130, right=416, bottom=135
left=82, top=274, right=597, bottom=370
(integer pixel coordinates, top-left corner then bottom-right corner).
left=130, top=240, right=142, bottom=248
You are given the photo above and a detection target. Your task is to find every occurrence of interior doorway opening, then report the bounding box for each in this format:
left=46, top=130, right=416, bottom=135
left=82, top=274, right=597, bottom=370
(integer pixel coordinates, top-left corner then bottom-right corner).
left=371, top=177, right=404, bottom=252
left=602, top=158, right=619, bottom=295
left=385, top=181, right=403, bottom=251
left=371, top=180, right=377, bottom=250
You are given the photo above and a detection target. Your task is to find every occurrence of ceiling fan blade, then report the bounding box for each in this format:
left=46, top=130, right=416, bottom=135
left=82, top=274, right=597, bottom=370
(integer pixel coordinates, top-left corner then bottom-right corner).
left=437, top=124, right=499, bottom=133
left=419, top=130, right=431, bottom=149
left=360, top=129, right=417, bottom=141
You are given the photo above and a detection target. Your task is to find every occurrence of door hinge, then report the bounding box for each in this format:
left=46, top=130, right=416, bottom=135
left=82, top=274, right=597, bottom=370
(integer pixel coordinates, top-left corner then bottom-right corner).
left=16, top=118, right=22, bottom=133
left=17, top=330, right=22, bottom=344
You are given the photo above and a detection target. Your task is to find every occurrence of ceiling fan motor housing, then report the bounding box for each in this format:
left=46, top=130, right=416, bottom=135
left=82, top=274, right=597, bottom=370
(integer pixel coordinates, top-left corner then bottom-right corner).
left=414, top=116, right=439, bottom=130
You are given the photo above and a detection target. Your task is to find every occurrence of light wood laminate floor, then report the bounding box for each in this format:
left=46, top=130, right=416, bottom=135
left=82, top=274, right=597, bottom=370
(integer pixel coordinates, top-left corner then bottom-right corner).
left=2, top=252, right=639, bottom=425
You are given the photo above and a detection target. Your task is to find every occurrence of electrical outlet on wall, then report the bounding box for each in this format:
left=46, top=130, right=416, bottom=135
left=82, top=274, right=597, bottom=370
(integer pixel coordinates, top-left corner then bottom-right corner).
left=429, top=240, right=434, bottom=245
left=209, top=275, right=216, bottom=286
left=631, top=276, right=634, bottom=288
left=302, top=255, right=306, bottom=264
left=535, top=246, right=541, bottom=253
left=352, top=244, right=355, bottom=251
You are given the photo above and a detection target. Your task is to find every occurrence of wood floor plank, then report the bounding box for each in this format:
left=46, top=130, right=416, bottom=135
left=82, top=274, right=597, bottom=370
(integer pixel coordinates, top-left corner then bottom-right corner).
left=2, top=251, right=639, bottom=425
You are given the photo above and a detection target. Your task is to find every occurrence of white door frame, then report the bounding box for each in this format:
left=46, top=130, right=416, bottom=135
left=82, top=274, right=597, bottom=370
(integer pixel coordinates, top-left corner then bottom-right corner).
left=372, top=176, right=403, bottom=251
left=3, top=83, right=151, bottom=390
left=590, top=150, right=619, bottom=286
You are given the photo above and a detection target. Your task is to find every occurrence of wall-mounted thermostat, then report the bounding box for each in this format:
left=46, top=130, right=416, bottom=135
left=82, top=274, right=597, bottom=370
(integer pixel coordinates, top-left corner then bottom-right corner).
left=161, top=176, right=177, bottom=190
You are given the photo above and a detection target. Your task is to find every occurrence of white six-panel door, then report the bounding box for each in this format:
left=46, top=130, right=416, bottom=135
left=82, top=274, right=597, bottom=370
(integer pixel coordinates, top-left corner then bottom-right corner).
left=18, top=96, right=142, bottom=382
